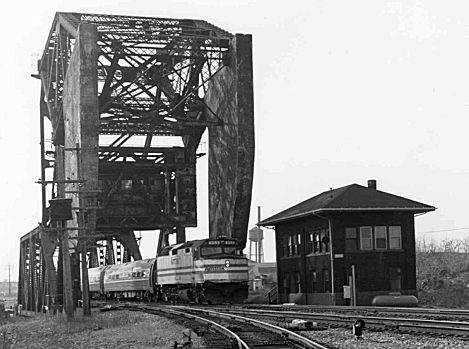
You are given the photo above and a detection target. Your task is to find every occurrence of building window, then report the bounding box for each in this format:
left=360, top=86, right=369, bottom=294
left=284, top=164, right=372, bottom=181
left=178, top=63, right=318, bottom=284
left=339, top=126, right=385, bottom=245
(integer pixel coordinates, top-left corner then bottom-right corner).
left=345, top=227, right=357, bottom=251
left=321, top=229, right=330, bottom=253
left=305, top=229, right=331, bottom=254
left=313, top=232, right=320, bottom=253
left=374, top=226, right=387, bottom=249
left=349, top=225, right=402, bottom=251
left=389, top=226, right=402, bottom=249
left=293, top=234, right=299, bottom=255
left=359, top=226, right=373, bottom=250
left=288, top=235, right=293, bottom=256
left=307, top=232, right=313, bottom=253
left=297, top=233, right=302, bottom=254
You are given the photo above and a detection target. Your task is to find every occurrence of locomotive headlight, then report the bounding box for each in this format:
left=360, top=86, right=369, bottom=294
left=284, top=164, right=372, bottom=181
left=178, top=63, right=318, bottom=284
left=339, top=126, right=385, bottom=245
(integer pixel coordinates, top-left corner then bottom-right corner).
left=225, top=260, right=230, bottom=268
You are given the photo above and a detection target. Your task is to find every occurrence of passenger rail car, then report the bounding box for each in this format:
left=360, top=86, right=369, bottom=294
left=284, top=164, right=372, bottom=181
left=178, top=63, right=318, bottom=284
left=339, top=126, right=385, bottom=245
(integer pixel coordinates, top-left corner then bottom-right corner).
left=88, top=237, right=249, bottom=304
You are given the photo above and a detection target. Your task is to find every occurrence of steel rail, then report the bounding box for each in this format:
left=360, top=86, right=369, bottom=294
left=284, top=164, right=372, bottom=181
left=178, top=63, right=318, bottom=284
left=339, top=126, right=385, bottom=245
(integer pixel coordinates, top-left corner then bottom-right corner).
left=123, top=304, right=249, bottom=349
left=248, top=304, right=469, bottom=316
left=245, top=304, right=469, bottom=321
left=173, top=305, right=330, bottom=349
left=214, top=307, right=469, bottom=337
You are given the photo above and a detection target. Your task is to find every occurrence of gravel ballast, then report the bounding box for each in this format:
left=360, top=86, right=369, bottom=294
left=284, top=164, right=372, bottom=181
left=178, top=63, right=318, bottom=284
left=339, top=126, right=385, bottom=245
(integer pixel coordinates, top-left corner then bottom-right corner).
left=0, top=309, right=205, bottom=348
left=1, top=309, right=468, bottom=348
left=303, top=327, right=469, bottom=349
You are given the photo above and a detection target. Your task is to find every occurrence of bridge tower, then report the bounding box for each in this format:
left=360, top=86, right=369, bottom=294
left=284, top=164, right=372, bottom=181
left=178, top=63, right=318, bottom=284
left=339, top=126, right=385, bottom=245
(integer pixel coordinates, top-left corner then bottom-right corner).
left=18, top=12, right=254, bottom=315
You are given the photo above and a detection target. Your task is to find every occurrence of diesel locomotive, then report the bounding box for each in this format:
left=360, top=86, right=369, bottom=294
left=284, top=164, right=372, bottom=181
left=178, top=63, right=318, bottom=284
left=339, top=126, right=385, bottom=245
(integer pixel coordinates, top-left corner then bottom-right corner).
left=88, top=237, right=249, bottom=304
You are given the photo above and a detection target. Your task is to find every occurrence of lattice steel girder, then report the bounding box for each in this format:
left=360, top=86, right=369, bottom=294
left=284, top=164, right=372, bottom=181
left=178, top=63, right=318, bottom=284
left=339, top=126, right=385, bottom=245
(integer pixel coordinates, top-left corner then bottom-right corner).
left=39, top=12, right=231, bottom=144
left=36, top=12, right=254, bottom=259
left=83, top=231, right=142, bottom=267
left=18, top=227, right=55, bottom=312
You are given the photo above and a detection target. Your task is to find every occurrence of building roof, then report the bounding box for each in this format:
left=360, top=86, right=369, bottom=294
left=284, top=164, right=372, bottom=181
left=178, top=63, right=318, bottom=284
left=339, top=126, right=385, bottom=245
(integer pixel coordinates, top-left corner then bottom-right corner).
left=258, top=183, right=435, bottom=226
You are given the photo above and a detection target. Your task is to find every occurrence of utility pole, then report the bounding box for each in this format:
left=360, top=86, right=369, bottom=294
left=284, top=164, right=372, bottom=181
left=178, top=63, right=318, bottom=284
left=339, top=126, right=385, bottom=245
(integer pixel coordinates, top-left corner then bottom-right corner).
left=8, top=264, right=11, bottom=296
left=257, top=206, right=263, bottom=263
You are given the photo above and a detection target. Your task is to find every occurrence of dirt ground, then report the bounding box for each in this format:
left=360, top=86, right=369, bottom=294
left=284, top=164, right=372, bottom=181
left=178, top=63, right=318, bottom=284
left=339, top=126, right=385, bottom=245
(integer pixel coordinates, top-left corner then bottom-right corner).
left=0, top=309, right=205, bottom=349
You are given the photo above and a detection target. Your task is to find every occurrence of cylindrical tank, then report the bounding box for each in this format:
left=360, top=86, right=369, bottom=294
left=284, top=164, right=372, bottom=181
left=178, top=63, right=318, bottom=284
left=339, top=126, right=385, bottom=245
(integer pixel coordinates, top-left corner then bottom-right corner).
left=249, top=227, right=263, bottom=242
left=372, top=295, right=418, bottom=307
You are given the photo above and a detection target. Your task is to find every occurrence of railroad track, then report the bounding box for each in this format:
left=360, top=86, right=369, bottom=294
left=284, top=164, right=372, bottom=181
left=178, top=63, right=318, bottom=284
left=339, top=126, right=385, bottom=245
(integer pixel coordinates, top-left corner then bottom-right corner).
left=245, top=304, right=469, bottom=321
left=118, top=303, right=332, bottom=348
left=213, top=306, right=469, bottom=338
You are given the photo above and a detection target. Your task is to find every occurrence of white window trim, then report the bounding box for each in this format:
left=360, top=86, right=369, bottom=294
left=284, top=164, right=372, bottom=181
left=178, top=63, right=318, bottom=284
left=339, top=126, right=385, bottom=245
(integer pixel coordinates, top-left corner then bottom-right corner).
left=389, top=226, right=402, bottom=249
left=374, top=226, right=387, bottom=250
left=359, top=226, right=373, bottom=250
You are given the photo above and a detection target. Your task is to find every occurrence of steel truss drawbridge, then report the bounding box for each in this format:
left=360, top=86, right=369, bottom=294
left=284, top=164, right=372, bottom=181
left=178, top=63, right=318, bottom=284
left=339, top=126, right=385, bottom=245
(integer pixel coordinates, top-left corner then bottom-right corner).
left=19, top=12, right=254, bottom=313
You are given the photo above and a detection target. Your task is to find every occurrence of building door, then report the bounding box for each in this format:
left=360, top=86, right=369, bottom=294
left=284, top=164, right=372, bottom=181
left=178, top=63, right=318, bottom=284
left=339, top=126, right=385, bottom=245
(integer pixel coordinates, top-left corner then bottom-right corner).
left=389, top=267, right=402, bottom=292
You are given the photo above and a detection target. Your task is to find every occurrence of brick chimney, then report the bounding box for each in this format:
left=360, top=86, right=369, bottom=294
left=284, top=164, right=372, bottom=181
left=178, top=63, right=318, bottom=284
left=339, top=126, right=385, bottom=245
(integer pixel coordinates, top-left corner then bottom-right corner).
left=367, top=179, right=377, bottom=189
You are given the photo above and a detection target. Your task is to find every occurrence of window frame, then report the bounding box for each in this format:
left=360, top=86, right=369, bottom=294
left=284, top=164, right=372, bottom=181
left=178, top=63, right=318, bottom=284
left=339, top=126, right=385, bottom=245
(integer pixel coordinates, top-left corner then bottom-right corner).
left=374, top=226, right=388, bottom=250
left=359, top=226, right=373, bottom=250
left=389, top=226, right=402, bottom=249
left=293, top=234, right=298, bottom=255
left=307, top=232, right=313, bottom=253
left=313, top=232, right=320, bottom=253
left=345, top=227, right=357, bottom=251
left=321, top=229, right=330, bottom=253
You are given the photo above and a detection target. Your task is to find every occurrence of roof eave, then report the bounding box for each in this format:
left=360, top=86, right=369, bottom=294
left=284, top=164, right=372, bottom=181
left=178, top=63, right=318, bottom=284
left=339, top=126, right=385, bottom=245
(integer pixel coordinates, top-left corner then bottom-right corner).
left=258, top=206, right=436, bottom=226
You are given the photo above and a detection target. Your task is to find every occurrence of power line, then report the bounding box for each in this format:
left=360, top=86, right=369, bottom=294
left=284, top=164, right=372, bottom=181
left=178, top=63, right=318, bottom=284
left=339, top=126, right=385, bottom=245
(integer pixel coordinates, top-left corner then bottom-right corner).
left=417, top=227, right=469, bottom=234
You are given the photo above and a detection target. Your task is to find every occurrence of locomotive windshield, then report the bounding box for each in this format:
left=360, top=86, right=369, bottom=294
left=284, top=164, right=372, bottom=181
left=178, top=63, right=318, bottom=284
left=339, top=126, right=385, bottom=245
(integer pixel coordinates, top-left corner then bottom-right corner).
left=201, top=247, right=223, bottom=256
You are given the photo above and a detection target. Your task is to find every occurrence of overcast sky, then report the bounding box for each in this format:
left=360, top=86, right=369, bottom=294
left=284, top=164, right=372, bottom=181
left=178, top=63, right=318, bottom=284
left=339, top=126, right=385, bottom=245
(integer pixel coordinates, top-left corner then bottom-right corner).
left=1, top=0, right=469, bottom=281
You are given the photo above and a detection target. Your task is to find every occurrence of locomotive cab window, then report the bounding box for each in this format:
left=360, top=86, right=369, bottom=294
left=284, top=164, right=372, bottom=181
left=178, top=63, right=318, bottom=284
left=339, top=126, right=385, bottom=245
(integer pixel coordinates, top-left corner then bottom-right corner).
left=201, top=247, right=223, bottom=256
left=223, top=247, right=236, bottom=254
